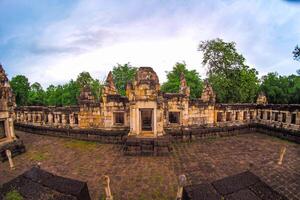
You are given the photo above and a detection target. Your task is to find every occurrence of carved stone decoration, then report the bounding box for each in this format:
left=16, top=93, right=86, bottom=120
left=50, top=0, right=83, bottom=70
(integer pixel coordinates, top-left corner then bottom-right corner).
left=103, top=71, right=117, bottom=96
left=78, top=85, right=95, bottom=105
left=179, top=73, right=190, bottom=97
left=256, top=92, right=268, bottom=104
left=201, top=81, right=216, bottom=103
left=0, top=64, right=25, bottom=161
left=6, top=149, right=15, bottom=170
left=103, top=175, right=113, bottom=200
left=176, top=174, right=187, bottom=200
left=278, top=146, right=286, bottom=165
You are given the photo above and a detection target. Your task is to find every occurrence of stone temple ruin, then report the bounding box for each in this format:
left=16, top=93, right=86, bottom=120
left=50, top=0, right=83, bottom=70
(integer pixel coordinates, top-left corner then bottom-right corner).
left=0, top=65, right=25, bottom=161
left=0, top=65, right=300, bottom=199
left=10, top=66, right=300, bottom=154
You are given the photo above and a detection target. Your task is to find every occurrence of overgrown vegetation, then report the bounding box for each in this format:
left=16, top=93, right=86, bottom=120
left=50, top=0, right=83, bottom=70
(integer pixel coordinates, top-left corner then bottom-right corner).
left=9, top=40, right=300, bottom=105
left=161, top=62, right=203, bottom=98
left=198, top=38, right=259, bottom=103
left=64, top=140, right=98, bottom=151
left=5, top=190, right=23, bottom=200
left=27, top=151, right=48, bottom=161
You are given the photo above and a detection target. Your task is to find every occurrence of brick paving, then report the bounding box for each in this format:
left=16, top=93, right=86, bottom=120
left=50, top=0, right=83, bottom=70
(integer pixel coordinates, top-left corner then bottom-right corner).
left=0, top=131, right=299, bottom=200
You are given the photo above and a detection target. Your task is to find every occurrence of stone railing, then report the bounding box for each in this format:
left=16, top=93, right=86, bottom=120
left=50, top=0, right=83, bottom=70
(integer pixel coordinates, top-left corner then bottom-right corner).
left=14, top=106, right=80, bottom=128
left=13, top=104, right=300, bottom=144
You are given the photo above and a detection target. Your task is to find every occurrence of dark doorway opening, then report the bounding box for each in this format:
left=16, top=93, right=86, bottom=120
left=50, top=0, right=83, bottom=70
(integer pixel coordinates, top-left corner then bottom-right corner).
left=169, top=112, right=180, bottom=124
left=0, top=121, right=6, bottom=139
left=141, top=109, right=153, bottom=131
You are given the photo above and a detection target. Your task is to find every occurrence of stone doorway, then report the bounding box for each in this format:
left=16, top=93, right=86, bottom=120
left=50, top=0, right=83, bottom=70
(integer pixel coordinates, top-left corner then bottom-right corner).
left=140, top=109, right=153, bottom=132
left=0, top=121, right=6, bottom=139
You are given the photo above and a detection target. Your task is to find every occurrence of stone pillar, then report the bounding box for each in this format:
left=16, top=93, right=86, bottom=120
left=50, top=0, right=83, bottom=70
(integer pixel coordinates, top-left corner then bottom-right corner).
left=37, top=113, right=42, bottom=124
left=62, top=114, right=66, bottom=125
left=28, top=113, right=32, bottom=123
left=136, top=108, right=140, bottom=135
left=32, top=113, right=36, bottom=123
left=153, top=108, right=157, bottom=136
left=69, top=113, right=74, bottom=127
left=48, top=113, right=53, bottom=125
left=8, top=118, right=15, bottom=139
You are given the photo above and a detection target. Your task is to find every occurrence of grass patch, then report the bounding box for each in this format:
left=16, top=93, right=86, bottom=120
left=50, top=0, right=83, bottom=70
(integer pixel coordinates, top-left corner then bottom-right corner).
left=27, top=151, right=48, bottom=161
left=5, top=190, right=23, bottom=200
left=64, top=140, right=98, bottom=151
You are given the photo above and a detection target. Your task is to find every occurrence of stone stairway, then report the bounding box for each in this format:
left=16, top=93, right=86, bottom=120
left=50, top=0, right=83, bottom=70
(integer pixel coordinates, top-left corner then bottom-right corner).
left=123, top=136, right=172, bottom=156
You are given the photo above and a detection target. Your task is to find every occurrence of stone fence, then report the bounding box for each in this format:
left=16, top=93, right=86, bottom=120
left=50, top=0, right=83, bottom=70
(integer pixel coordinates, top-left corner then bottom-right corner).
left=15, top=122, right=300, bottom=144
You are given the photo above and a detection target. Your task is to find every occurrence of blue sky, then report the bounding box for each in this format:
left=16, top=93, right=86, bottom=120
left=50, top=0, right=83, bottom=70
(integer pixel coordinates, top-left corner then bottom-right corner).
left=0, top=0, right=300, bottom=87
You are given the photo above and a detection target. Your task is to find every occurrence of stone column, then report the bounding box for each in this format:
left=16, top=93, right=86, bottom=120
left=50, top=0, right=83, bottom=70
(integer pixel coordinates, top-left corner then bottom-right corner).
left=32, top=113, right=36, bottom=123
left=69, top=113, right=74, bottom=127
left=48, top=113, right=53, bottom=125
left=62, top=114, right=66, bottom=126
left=28, top=113, right=32, bottom=123
left=8, top=118, right=15, bottom=139
left=136, top=108, right=140, bottom=135
left=153, top=108, right=157, bottom=136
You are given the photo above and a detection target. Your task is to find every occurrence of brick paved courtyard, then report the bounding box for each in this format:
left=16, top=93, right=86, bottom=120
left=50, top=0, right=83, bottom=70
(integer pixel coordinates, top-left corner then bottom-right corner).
left=1, top=131, right=299, bottom=200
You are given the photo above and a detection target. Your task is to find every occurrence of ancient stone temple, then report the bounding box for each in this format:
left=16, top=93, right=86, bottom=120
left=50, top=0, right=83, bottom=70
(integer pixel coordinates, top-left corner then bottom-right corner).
left=14, top=67, right=300, bottom=145
left=0, top=65, right=25, bottom=161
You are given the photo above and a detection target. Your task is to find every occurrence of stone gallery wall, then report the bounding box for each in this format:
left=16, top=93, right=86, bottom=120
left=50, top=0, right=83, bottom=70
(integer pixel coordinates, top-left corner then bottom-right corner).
left=13, top=67, right=300, bottom=143
left=14, top=103, right=300, bottom=133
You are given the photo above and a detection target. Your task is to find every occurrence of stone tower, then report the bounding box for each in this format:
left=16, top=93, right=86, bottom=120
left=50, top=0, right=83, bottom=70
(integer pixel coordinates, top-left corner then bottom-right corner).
left=103, top=71, right=117, bottom=96
left=256, top=92, right=268, bottom=104
left=179, top=72, right=190, bottom=97
left=127, top=67, right=164, bottom=137
left=0, top=64, right=25, bottom=161
left=201, top=81, right=216, bottom=103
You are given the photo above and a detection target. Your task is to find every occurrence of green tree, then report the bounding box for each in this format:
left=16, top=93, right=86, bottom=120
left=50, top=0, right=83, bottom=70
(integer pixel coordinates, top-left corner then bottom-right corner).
left=90, top=79, right=103, bottom=100
left=198, top=38, right=259, bottom=103
left=161, top=62, right=203, bottom=98
left=10, top=75, right=30, bottom=106
left=112, top=63, right=137, bottom=96
left=45, top=85, right=60, bottom=106
left=76, top=71, right=103, bottom=100
left=293, top=45, right=300, bottom=75
left=61, top=80, right=80, bottom=106
left=28, top=82, right=45, bottom=105
left=76, top=71, right=93, bottom=88
left=260, top=73, right=300, bottom=104
left=293, top=45, right=300, bottom=61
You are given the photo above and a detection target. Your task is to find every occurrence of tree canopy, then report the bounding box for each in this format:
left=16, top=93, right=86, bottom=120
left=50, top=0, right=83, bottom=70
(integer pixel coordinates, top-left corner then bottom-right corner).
left=161, top=62, right=203, bottom=98
left=10, top=75, right=30, bottom=106
left=111, top=63, right=137, bottom=96
left=293, top=45, right=300, bottom=75
left=28, top=82, right=45, bottom=106
left=198, top=38, right=259, bottom=103
left=259, top=73, right=300, bottom=104
left=10, top=71, right=102, bottom=106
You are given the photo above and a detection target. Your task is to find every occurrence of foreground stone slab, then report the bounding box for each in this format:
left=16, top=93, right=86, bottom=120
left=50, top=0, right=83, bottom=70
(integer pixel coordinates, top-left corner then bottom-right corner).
left=183, top=171, right=288, bottom=200
left=0, top=139, right=25, bottom=162
left=0, top=167, right=91, bottom=200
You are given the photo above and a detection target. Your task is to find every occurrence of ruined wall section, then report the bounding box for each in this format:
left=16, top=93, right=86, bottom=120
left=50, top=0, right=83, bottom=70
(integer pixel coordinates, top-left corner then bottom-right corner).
left=214, top=104, right=257, bottom=127
left=163, top=93, right=189, bottom=128
left=15, top=106, right=80, bottom=128
left=188, top=100, right=215, bottom=127
left=100, top=95, right=129, bottom=130
left=256, top=104, right=300, bottom=131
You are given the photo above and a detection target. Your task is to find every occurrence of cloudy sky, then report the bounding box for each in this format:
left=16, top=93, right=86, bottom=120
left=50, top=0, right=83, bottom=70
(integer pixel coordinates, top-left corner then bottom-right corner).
left=0, top=0, right=299, bottom=88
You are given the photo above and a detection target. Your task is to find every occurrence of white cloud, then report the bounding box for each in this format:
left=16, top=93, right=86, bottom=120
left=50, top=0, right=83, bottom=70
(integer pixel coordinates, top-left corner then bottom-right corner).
left=7, top=0, right=300, bottom=88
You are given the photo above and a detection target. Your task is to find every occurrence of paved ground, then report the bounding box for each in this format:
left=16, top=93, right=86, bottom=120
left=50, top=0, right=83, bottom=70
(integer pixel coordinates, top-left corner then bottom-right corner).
left=0, top=131, right=299, bottom=200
